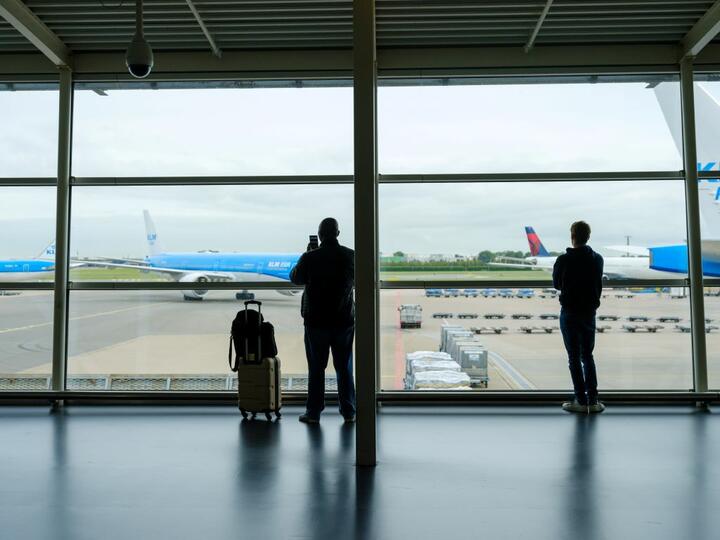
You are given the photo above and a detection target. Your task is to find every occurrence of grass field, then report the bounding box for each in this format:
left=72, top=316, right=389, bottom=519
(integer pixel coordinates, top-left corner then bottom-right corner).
left=68, top=266, right=548, bottom=282
left=70, top=267, right=171, bottom=281
left=379, top=270, right=549, bottom=281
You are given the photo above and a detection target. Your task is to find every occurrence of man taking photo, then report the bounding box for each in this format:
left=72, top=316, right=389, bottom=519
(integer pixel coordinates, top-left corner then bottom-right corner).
left=290, top=218, right=356, bottom=424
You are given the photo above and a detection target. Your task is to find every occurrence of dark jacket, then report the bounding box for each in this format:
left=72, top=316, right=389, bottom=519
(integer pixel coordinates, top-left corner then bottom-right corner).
left=290, top=238, right=355, bottom=328
left=552, top=245, right=604, bottom=314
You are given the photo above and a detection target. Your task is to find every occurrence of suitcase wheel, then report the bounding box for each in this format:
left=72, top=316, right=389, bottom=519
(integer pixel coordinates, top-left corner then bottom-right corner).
left=251, top=412, right=257, bottom=420
left=265, top=412, right=272, bottom=421
left=240, top=408, right=248, bottom=420
left=275, top=411, right=282, bottom=419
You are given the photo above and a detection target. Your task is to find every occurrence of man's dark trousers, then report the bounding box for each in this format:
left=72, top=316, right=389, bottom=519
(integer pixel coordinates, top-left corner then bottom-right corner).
left=304, top=325, right=356, bottom=419
left=559, top=309, right=598, bottom=405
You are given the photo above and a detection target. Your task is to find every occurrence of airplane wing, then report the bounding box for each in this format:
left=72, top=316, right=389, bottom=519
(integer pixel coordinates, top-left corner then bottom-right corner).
left=79, top=260, right=235, bottom=281
left=492, top=256, right=530, bottom=264
left=604, top=245, right=650, bottom=257
left=488, top=261, right=541, bottom=270
left=602, top=270, right=631, bottom=280
left=82, top=256, right=149, bottom=265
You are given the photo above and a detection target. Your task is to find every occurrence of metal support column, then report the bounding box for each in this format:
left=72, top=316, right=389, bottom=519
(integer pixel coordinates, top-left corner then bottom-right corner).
left=51, top=67, right=73, bottom=393
left=680, top=57, right=709, bottom=395
left=353, top=0, right=378, bottom=466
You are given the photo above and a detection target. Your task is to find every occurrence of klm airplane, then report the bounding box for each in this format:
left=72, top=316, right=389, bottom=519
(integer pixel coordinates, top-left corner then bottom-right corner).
left=0, top=243, right=56, bottom=281
left=648, top=82, right=720, bottom=277
left=89, top=211, right=302, bottom=301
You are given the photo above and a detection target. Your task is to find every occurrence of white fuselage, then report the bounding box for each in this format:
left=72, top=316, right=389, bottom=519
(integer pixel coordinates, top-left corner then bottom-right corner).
left=531, top=255, right=681, bottom=280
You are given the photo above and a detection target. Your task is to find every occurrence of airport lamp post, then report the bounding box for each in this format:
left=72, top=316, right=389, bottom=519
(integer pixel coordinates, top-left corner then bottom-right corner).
left=680, top=57, right=709, bottom=396
left=353, top=0, right=378, bottom=466
left=51, top=67, right=73, bottom=396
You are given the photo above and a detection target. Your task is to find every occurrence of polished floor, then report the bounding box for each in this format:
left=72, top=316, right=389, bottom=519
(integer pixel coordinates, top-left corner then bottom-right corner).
left=1, top=405, right=718, bottom=540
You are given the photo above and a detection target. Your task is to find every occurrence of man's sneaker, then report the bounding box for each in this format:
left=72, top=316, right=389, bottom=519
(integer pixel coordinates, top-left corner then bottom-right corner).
left=343, top=415, right=356, bottom=424
left=562, top=400, right=588, bottom=414
left=299, top=413, right=320, bottom=424
left=588, top=401, right=606, bottom=413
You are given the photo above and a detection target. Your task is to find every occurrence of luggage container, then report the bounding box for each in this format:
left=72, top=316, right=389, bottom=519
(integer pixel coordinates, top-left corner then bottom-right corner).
left=409, top=370, right=472, bottom=390
left=405, top=351, right=453, bottom=375
left=440, top=327, right=473, bottom=352
left=447, top=337, right=480, bottom=361
left=398, top=304, right=422, bottom=329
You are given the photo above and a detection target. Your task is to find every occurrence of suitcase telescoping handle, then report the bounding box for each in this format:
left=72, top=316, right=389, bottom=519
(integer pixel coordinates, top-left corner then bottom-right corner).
left=244, top=300, right=263, bottom=364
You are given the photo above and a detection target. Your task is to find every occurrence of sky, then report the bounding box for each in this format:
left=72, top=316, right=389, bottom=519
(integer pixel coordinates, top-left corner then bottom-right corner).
left=0, top=80, right=712, bottom=259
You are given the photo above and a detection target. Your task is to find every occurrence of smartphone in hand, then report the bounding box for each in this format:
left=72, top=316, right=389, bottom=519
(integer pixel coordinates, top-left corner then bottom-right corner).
left=307, top=235, right=319, bottom=251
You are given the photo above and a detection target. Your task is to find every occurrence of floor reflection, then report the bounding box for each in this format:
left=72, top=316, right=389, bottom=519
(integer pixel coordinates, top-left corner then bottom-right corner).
left=564, top=414, right=600, bottom=540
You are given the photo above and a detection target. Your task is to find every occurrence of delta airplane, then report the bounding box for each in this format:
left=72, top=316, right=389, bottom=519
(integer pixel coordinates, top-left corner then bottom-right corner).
left=492, top=226, right=679, bottom=280
left=493, top=82, right=720, bottom=280
left=647, top=82, right=720, bottom=276
left=87, top=210, right=302, bottom=301
left=0, top=242, right=57, bottom=281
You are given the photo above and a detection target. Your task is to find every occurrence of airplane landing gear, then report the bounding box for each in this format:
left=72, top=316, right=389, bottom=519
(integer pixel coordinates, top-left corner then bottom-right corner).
left=236, top=291, right=255, bottom=301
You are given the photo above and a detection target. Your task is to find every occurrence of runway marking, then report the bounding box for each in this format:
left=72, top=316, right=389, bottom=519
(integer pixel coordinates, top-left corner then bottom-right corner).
left=488, top=351, right=536, bottom=390
left=0, top=303, right=165, bottom=335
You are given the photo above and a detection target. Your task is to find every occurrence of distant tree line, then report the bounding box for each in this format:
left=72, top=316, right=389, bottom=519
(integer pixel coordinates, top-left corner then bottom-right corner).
left=381, top=249, right=563, bottom=272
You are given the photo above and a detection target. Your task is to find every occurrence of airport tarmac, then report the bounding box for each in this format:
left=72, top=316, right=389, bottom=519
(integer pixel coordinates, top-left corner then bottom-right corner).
left=1, top=287, right=719, bottom=391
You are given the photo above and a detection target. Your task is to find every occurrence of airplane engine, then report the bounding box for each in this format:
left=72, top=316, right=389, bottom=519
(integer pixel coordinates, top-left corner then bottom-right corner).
left=277, top=289, right=303, bottom=297
left=180, top=273, right=210, bottom=301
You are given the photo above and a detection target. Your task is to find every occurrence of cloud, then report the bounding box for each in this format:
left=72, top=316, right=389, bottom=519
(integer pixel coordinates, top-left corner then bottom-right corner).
left=0, top=81, right=703, bottom=259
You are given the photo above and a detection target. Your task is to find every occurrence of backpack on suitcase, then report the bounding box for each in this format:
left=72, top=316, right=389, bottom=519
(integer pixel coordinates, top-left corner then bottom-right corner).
left=229, top=300, right=281, bottom=420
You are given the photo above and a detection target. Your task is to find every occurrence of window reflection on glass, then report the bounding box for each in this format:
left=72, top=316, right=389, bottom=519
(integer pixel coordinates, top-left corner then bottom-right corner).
left=0, top=291, right=53, bottom=390
left=379, top=78, right=682, bottom=174
left=381, top=288, right=692, bottom=391
left=0, top=85, right=59, bottom=177
left=379, top=181, right=686, bottom=284
left=0, top=187, right=57, bottom=283
left=69, top=185, right=353, bottom=282
left=72, top=84, right=353, bottom=177
left=67, top=290, right=320, bottom=391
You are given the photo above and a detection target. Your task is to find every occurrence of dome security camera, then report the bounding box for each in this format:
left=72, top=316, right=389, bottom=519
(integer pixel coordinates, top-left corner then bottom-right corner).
left=125, top=0, right=154, bottom=79
left=126, top=36, right=154, bottom=78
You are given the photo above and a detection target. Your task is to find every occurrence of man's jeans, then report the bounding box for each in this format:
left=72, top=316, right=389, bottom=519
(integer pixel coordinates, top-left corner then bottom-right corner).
left=559, top=310, right=598, bottom=405
left=304, top=325, right=356, bottom=419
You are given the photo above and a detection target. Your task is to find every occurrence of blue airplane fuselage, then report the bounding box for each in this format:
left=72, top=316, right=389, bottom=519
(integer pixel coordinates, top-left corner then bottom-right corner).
left=147, top=252, right=300, bottom=281
left=0, top=260, right=55, bottom=273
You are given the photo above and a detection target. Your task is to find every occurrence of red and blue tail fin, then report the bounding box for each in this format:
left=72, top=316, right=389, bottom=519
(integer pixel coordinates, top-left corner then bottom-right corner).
left=525, top=226, right=550, bottom=257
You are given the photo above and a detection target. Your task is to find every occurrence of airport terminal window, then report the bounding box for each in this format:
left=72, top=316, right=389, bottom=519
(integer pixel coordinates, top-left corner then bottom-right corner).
left=0, top=187, right=57, bottom=283
left=0, top=291, right=54, bottom=391
left=379, top=180, right=686, bottom=284
left=378, top=78, right=681, bottom=174
left=704, top=287, right=720, bottom=388
left=382, top=288, right=692, bottom=392
left=66, top=290, right=320, bottom=391
left=69, top=185, right=354, bottom=282
left=72, top=83, right=353, bottom=177
left=0, top=84, right=59, bottom=177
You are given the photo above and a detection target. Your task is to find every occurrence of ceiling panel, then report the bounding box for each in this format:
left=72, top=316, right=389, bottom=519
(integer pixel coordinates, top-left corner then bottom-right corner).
left=0, top=1, right=715, bottom=54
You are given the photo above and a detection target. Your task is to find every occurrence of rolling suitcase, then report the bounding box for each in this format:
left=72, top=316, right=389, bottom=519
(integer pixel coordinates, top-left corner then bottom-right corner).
left=229, top=300, right=282, bottom=421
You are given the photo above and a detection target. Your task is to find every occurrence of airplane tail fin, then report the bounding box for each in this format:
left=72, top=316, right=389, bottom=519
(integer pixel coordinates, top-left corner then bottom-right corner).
left=525, top=226, right=550, bottom=257
left=143, top=210, right=164, bottom=256
left=37, top=241, right=56, bottom=260
left=654, top=82, right=720, bottom=238
left=654, top=81, right=720, bottom=166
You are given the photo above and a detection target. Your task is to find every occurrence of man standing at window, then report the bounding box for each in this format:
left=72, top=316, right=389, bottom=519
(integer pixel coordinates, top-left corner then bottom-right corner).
left=290, top=218, right=356, bottom=424
left=553, top=221, right=605, bottom=414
